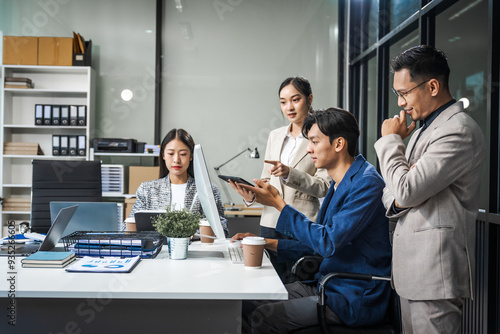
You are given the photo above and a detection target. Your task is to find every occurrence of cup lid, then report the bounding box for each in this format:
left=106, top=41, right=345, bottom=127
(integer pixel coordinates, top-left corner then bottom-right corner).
left=199, top=219, right=210, bottom=226
left=242, top=236, right=266, bottom=245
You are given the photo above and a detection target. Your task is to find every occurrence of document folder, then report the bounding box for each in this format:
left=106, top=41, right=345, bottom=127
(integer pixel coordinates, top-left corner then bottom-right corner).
left=77, top=105, right=86, bottom=126
left=78, top=135, right=86, bottom=156
left=52, top=135, right=60, bottom=156
left=35, top=104, right=43, bottom=125
left=52, top=105, right=61, bottom=125
left=60, top=135, right=69, bottom=155
left=69, top=135, right=77, bottom=156
left=69, top=105, right=78, bottom=126
left=43, top=105, right=52, bottom=125
left=61, top=105, right=69, bottom=125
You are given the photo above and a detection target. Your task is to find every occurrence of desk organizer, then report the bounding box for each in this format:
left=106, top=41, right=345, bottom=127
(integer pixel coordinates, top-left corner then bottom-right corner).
left=62, top=231, right=164, bottom=258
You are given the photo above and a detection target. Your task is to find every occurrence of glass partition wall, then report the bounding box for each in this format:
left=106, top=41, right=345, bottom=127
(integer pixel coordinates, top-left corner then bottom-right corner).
left=342, top=0, right=499, bottom=332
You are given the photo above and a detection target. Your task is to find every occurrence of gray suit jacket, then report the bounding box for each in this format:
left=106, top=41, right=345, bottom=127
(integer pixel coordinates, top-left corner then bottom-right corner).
left=374, top=101, right=485, bottom=300
left=259, top=126, right=331, bottom=229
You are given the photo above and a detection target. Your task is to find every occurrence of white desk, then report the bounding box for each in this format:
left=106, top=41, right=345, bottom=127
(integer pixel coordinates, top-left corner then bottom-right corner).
left=0, top=241, right=287, bottom=333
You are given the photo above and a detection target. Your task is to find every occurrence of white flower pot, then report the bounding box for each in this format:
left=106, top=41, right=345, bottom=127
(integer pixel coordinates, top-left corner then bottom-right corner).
left=167, top=237, right=190, bottom=260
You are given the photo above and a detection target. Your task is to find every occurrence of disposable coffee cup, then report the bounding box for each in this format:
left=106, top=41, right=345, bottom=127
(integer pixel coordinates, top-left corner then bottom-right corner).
left=199, top=219, right=215, bottom=244
left=125, top=217, right=136, bottom=232
left=242, top=237, right=266, bottom=268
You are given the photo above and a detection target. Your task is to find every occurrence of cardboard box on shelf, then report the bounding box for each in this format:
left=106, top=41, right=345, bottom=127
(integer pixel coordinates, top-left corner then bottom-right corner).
left=3, top=36, right=38, bottom=65
left=124, top=198, right=136, bottom=219
left=38, top=37, right=73, bottom=66
left=128, top=166, right=160, bottom=195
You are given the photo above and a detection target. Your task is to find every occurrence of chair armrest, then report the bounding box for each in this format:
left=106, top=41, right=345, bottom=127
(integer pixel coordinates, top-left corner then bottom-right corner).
left=318, top=273, right=390, bottom=306
left=291, top=255, right=323, bottom=281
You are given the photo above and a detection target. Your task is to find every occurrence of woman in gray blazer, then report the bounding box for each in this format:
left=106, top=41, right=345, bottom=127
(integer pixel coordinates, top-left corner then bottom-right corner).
left=231, top=77, right=331, bottom=282
left=130, top=128, right=228, bottom=236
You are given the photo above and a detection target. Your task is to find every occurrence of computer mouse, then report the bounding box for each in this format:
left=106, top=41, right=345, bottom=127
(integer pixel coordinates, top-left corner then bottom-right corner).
left=228, top=240, right=241, bottom=248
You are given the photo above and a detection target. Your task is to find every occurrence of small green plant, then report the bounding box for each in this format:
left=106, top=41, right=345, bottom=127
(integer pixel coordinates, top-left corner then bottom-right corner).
left=153, top=207, right=202, bottom=238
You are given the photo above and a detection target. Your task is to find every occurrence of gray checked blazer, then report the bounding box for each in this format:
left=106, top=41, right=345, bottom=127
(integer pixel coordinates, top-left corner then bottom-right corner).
left=374, top=101, right=485, bottom=300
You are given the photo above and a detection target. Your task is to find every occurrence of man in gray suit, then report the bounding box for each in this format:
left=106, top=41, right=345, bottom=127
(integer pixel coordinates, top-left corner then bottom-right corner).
left=374, top=45, right=485, bottom=333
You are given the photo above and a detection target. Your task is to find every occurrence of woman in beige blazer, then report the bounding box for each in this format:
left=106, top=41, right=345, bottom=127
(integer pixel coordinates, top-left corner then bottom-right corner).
left=231, top=76, right=331, bottom=282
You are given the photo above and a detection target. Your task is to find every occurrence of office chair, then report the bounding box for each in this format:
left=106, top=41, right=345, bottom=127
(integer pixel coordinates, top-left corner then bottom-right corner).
left=290, top=256, right=402, bottom=334
left=30, top=160, right=102, bottom=233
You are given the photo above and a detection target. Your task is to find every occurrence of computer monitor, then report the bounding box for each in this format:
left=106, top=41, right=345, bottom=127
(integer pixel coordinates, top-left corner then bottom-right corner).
left=193, top=144, right=226, bottom=241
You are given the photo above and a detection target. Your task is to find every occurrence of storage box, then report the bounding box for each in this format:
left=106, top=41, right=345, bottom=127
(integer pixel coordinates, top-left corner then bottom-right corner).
left=128, top=166, right=160, bottom=195
left=38, top=37, right=73, bottom=66
left=3, top=36, right=38, bottom=65
left=124, top=198, right=136, bottom=219
left=101, top=164, right=125, bottom=195
left=73, top=40, right=92, bottom=66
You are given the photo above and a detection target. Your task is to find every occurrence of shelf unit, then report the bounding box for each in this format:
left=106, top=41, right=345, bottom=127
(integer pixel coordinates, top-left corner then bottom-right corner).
left=90, top=149, right=158, bottom=198
left=0, top=65, right=95, bottom=236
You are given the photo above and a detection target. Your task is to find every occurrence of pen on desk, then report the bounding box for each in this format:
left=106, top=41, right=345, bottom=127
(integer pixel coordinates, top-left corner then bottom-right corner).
left=194, top=234, right=239, bottom=241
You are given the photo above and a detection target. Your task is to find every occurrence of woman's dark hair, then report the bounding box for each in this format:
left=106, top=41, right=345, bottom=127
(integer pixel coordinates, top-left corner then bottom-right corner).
left=302, top=108, right=360, bottom=157
left=391, top=45, right=450, bottom=89
left=159, top=128, right=195, bottom=178
left=278, top=76, right=313, bottom=111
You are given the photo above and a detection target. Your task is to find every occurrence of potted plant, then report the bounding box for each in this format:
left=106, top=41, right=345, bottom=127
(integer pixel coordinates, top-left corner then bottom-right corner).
left=153, top=207, right=202, bottom=260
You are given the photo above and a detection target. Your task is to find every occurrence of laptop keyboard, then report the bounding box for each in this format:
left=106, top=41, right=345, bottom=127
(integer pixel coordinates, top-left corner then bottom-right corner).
left=0, top=243, right=41, bottom=256
left=228, top=246, right=244, bottom=264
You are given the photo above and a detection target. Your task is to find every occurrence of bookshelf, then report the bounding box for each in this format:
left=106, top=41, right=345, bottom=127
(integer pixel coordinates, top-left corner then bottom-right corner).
left=0, top=65, right=95, bottom=237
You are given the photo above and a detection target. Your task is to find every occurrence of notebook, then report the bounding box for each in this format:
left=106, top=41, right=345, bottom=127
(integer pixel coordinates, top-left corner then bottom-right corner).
left=49, top=202, right=119, bottom=241
left=0, top=205, right=78, bottom=256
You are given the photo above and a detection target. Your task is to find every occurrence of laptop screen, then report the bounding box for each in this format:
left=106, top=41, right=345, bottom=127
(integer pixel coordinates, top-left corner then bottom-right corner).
left=49, top=202, right=118, bottom=240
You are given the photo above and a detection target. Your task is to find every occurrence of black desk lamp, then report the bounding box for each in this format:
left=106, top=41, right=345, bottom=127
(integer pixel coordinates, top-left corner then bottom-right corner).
left=214, top=147, right=260, bottom=210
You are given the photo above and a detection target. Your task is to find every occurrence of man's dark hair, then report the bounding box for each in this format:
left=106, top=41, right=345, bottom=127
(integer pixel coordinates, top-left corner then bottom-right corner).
left=391, top=45, right=450, bottom=89
left=302, top=108, right=360, bottom=157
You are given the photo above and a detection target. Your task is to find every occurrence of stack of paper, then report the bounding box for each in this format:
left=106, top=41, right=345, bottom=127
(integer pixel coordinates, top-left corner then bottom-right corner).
left=3, top=142, right=44, bottom=155
left=68, top=239, right=162, bottom=258
left=21, top=251, right=76, bottom=268
left=4, top=77, right=34, bottom=89
left=65, top=256, right=140, bottom=273
left=2, top=198, right=31, bottom=212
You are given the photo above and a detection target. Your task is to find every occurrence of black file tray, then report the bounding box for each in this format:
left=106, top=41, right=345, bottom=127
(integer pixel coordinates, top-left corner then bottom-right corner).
left=62, top=231, right=164, bottom=259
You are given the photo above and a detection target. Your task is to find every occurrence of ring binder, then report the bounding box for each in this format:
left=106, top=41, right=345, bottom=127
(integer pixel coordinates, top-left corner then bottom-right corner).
left=52, top=105, right=61, bottom=125
left=52, top=135, right=60, bottom=156
left=35, top=104, right=43, bottom=125
left=77, top=105, right=86, bottom=126
left=78, top=135, right=86, bottom=156
left=43, top=105, right=52, bottom=125
left=60, top=135, right=69, bottom=155
left=69, top=135, right=77, bottom=156
left=69, top=105, right=78, bottom=126
left=61, top=105, right=69, bottom=125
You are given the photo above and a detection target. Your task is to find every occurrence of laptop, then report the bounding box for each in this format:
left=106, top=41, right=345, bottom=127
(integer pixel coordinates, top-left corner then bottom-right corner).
left=134, top=210, right=166, bottom=232
left=49, top=202, right=119, bottom=241
left=0, top=205, right=78, bottom=256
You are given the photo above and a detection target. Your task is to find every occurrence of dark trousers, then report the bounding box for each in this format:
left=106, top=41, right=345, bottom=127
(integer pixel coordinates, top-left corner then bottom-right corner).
left=242, top=281, right=343, bottom=333
left=260, top=226, right=298, bottom=284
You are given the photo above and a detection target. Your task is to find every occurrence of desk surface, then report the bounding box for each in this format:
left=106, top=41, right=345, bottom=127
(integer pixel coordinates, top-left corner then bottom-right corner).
left=0, top=241, right=287, bottom=301
left=224, top=204, right=263, bottom=216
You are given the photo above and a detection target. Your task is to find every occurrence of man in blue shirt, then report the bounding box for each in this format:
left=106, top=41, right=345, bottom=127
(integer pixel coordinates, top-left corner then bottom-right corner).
left=232, top=108, right=392, bottom=333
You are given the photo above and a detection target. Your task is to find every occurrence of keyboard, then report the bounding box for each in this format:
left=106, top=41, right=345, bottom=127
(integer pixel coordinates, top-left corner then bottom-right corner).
left=228, top=246, right=244, bottom=264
